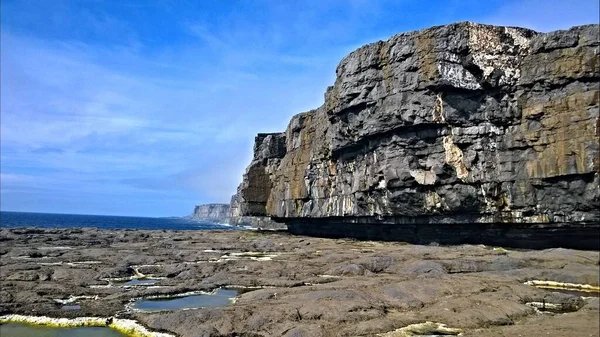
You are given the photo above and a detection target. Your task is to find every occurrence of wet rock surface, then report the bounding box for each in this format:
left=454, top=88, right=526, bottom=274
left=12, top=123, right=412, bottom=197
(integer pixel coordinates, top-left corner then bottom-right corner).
left=231, top=22, right=600, bottom=249
left=1, top=228, right=598, bottom=336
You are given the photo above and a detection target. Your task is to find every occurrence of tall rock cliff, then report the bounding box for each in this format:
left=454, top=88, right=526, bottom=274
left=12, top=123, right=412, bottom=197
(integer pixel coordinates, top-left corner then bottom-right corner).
left=191, top=204, right=230, bottom=223
left=229, top=133, right=288, bottom=229
left=233, top=22, right=600, bottom=249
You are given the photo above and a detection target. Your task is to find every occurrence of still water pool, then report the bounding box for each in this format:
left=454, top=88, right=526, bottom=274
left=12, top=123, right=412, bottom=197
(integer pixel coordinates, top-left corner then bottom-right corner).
left=131, top=288, right=239, bottom=312
left=122, top=279, right=158, bottom=286
left=0, top=323, right=127, bottom=337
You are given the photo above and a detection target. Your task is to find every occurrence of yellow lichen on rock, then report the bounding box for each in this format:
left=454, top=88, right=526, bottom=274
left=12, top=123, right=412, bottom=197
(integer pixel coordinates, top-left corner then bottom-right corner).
left=415, top=30, right=438, bottom=83
left=523, top=91, right=598, bottom=178
left=379, top=41, right=393, bottom=93
left=424, top=191, right=443, bottom=211
left=443, top=136, right=469, bottom=181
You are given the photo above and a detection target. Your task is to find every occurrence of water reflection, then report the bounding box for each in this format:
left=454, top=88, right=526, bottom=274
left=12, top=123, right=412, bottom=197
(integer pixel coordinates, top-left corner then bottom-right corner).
left=131, top=288, right=240, bottom=312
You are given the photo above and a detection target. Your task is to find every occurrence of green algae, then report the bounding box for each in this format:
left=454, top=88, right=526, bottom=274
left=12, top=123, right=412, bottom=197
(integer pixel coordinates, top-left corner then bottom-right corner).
left=0, top=315, right=173, bottom=337
left=0, top=323, right=127, bottom=337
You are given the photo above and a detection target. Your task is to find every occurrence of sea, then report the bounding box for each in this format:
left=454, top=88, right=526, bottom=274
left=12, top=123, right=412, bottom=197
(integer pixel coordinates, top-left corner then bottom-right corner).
left=0, top=211, right=237, bottom=231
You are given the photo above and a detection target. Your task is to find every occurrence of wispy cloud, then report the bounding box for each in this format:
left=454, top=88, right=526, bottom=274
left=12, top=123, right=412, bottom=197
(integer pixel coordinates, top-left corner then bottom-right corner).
left=1, top=0, right=597, bottom=216
left=0, top=10, right=337, bottom=215
left=29, top=147, right=65, bottom=154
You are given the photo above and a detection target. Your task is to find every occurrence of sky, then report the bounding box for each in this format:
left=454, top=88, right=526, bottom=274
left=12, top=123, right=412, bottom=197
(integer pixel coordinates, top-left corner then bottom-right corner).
left=1, top=0, right=598, bottom=217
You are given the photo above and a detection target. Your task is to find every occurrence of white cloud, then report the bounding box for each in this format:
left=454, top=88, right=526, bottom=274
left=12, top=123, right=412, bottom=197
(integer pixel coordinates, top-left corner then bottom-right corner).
left=2, top=0, right=595, bottom=216
left=0, top=22, right=337, bottom=215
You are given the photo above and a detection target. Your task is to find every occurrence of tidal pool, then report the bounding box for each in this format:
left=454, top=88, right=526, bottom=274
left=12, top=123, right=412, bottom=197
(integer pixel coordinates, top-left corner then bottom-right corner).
left=131, top=288, right=240, bottom=312
left=62, top=305, right=81, bottom=310
left=0, top=323, right=127, bottom=337
left=123, top=279, right=158, bottom=286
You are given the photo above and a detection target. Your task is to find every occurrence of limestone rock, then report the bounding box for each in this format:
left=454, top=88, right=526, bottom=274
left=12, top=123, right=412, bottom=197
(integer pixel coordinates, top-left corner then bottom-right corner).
left=191, top=204, right=230, bottom=223
left=229, top=133, right=288, bottom=230
left=233, top=22, right=600, bottom=249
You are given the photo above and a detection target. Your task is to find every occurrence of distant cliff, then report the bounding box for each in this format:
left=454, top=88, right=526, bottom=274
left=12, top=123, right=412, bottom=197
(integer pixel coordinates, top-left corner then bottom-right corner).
left=191, top=204, right=230, bottom=223
left=231, top=22, right=600, bottom=249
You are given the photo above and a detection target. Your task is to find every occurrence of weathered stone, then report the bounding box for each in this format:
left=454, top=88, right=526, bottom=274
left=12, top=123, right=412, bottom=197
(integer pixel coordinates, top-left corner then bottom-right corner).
left=2, top=228, right=600, bottom=336
left=234, top=22, right=600, bottom=249
left=229, top=133, right=288, bottom=230
left=190, top=204, right=230, bottom=223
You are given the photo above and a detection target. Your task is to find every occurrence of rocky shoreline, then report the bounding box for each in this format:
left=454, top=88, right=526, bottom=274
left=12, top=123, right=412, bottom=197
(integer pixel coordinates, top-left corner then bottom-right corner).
left=1, top=227, right=598, bottom=336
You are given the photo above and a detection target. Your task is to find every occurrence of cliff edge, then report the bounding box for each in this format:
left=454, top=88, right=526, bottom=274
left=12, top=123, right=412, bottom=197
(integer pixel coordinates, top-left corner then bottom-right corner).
left=229, top=133, right=288, bottom=230
left=191, top=204, right=230, bottom=223
left=232, top=22, right=600, bottom=249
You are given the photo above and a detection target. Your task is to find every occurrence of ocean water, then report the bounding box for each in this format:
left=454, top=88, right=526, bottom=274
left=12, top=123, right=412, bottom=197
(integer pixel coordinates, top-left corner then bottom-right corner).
left=0, top=211, right=237, bottom=231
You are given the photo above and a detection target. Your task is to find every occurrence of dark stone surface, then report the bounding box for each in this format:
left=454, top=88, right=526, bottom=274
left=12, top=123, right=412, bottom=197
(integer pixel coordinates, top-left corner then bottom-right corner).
left=2, top=228, right=598, bottom=337
left=233, top=22, right=600, bottom=249
left=286, top=218, right=600, bottom=250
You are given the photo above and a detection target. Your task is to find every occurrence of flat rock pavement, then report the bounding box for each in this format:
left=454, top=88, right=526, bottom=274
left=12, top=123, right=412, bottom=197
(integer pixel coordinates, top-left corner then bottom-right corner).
left=0, top=228, right=598, bottom=336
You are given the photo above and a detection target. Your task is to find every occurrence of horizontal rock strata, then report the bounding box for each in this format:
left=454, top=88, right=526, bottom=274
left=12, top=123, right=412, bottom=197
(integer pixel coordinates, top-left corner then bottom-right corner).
left=191, top=204, right=230, bottom=223
left=233, top=22, right=600, bottom=249
left=229, top=133, right=288, bottom=230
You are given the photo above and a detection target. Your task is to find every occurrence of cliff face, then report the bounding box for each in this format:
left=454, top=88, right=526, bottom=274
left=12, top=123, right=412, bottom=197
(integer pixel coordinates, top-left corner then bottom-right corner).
left=191, top=204, right=230, bottom=223
left=229, top=133, right=288, bottom=229
left=229, top=193, right=287, bottom=229
left=233, top=22, right=600, bottom=248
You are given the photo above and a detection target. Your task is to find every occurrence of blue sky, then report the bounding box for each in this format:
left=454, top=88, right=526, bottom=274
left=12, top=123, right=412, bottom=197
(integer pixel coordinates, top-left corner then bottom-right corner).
left=1, top=0, right=598, bottom=217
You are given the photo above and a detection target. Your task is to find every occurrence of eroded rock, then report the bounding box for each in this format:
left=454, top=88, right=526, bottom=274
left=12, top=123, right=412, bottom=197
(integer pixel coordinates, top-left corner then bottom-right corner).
left=190, top=204, right=230, bottom=223
left=233, top=22, right=600, bottom=250
left=1, top=228, right=599, bottom=337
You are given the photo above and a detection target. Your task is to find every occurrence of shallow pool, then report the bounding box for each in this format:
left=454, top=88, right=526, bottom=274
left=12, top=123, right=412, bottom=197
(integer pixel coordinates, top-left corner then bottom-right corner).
left=123, top=279, right=158, bottom=286
left=131, top=288, right=239, bottom=312
left=0, top=323, right=127, bottom=337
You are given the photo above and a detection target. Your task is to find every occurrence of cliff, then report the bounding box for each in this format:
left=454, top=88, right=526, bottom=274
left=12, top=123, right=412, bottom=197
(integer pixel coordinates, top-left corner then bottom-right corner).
left=233, top=22, right=600, bottom=249
left=191, top=204, right=230, bottom=223
left=229, top=133, right=288, bottom=230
